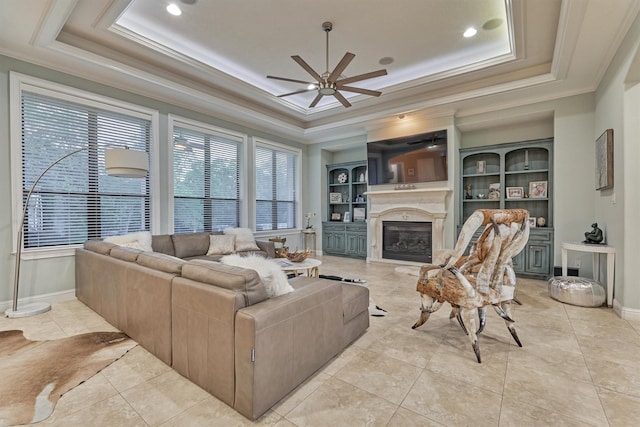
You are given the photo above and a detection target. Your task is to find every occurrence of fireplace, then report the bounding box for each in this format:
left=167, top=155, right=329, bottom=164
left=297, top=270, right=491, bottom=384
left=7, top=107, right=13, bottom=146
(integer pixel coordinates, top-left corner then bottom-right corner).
left=364, top=188, right=451, bottom=265
left=383, top=221, right=432, bottom=263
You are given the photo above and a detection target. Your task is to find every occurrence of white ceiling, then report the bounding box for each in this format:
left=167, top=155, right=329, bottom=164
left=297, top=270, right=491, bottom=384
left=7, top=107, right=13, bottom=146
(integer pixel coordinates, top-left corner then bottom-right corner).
left=0, top=0, right=639, bottom=143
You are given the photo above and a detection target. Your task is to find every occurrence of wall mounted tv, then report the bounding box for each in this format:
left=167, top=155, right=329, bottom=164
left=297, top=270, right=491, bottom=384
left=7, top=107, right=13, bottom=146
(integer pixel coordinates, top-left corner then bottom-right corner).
left=367, top=130, right=448, bottom=185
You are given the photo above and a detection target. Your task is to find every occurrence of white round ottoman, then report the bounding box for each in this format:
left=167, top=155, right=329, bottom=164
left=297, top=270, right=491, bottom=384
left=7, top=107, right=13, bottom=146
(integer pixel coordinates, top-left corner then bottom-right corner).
left=548, top=276, right=606, bottom=307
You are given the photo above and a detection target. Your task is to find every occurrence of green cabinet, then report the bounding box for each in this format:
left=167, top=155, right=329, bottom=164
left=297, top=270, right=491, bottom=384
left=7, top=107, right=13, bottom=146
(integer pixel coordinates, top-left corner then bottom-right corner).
left=459, top=138, right=554, bottom=279
left=322, top=222, right=367, bottom=258
left=323, top=161, right=367, bottom=259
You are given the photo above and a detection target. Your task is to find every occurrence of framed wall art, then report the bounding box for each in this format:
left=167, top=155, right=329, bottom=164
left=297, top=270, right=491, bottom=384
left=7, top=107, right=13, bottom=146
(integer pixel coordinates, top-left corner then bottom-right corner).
left=595, top=128, right=614, bottom=190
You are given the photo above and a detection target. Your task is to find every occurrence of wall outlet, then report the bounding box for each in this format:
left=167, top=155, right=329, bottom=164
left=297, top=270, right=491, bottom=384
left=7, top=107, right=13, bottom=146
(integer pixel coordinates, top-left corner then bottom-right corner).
left=574, top=260, right=581, bottom=269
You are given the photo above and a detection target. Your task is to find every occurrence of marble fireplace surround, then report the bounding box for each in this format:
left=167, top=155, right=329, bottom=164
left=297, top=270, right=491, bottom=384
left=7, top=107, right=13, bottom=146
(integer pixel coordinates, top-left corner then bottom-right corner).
left=365, top=188, right=452, bottom=264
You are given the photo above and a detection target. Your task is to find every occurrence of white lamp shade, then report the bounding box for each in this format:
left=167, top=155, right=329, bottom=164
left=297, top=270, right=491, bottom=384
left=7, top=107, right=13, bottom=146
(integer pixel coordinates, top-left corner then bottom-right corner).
left=105, top=148, right=148, bottom=177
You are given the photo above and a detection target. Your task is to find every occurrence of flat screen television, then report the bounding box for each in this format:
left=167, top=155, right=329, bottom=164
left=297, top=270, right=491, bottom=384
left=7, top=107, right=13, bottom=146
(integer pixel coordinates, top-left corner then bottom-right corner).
left=367, top=130, right=448, bottom=185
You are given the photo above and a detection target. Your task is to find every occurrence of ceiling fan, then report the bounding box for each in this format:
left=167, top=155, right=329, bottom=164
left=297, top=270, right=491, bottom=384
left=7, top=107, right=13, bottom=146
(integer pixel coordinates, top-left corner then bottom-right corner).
left=267, top=21, right=388, bottom=108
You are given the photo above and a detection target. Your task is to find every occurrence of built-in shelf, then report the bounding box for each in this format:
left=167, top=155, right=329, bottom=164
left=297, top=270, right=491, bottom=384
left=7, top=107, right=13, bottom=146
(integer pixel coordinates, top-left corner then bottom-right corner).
left=459, top=138, right=554, bottom=279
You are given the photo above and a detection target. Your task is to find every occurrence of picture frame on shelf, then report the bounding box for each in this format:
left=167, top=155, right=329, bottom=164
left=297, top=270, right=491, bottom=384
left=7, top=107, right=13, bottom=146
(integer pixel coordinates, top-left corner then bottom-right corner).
left=329, top=192, right=342, bottom=204
left=527, top=217, right=537, bottom=228
left=488, top=182, right=500, bottom=199
left=330, top=212, right=341, bottom=221
left=595, top=128, right=614, bottom=190
left=506, top=187, right=524, bottom=199
left=353, top=207, right=366, bottom=221
left=343, top=212, right=351, bottom=222
left=477, top=160, right=486, bottom=174
left=529, top=181, right=548, bottom=198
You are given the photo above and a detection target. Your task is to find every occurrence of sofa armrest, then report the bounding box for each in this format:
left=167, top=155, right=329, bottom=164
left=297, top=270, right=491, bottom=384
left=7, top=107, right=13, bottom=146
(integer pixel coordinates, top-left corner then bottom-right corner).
left=233, top=280, right=344, bottom=420
left=255, top=240, right=275, bottom=258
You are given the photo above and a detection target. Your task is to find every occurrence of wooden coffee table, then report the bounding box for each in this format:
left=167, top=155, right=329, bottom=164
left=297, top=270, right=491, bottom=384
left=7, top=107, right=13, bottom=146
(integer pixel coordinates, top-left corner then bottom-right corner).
left=278, top=258, right=321, bottom=277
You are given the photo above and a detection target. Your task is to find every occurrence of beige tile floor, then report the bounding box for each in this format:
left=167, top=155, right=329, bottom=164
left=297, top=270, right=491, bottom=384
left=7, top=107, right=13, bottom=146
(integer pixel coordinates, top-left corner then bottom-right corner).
left=3, top=255, right=640, bottom=426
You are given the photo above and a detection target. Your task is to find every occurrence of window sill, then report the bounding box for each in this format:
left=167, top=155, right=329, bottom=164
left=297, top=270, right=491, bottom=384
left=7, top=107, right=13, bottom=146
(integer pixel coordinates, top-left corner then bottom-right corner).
left=16, top=245, right=80, bottom=260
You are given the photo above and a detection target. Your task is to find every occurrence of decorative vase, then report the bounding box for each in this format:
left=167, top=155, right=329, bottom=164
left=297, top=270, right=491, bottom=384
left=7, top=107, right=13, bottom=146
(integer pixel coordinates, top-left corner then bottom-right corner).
left=537, top=217, right=546, bottom=227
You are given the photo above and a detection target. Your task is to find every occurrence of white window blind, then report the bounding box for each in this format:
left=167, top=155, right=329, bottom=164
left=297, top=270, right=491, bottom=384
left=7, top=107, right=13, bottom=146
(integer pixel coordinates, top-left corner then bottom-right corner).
left=255, top=143, right=298, bottom=231
left=20, top=91, right=151, bottom=249
left=173, top=126, right=241, bottom=232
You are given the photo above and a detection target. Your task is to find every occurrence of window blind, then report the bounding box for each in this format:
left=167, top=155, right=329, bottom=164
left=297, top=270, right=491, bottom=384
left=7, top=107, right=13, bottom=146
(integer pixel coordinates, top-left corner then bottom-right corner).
left=20, top=91, right=151, bottom=249
left=173, top=126, right=240, bottom=232
left=255, top=144, right=297, bottom=231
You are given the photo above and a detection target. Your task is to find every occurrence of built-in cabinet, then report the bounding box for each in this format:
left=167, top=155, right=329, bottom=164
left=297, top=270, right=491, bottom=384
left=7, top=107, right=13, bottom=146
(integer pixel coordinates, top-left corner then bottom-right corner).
left=459, top=138, right=554, bottom=279
left=323, top=161, right=367, bottom=258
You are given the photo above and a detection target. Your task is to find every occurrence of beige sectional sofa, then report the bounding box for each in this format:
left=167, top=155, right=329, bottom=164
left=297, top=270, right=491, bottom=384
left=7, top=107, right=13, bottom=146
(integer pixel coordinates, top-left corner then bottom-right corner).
left=75, top=232, right=369, bottom=420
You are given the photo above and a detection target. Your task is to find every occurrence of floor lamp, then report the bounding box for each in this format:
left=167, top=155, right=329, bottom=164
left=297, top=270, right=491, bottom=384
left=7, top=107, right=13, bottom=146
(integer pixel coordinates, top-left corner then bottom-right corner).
left=5, top=147, right=149, bottom=318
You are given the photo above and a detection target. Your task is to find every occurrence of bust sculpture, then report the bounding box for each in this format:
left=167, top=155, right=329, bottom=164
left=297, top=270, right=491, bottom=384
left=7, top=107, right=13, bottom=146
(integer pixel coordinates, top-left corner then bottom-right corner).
left=584, top=223, right=604, bottom=244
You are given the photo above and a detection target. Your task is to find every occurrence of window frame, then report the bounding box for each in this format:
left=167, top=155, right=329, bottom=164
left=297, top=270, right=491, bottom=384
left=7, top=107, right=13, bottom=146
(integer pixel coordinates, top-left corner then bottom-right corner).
left=252, top=137, right=302, bottom=233
left=9, top=72, right=161, bottom=259
left=167, top=115, right=248, bottom=233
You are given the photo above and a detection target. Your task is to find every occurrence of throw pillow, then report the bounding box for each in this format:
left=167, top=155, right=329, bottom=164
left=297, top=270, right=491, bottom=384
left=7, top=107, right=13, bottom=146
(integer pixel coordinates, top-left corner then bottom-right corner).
left=104, top=231, right=153, bottom=252
left=223, top=227, right=260, bottom=252
left=220, top=254, right=294, bottom=298
left=207, top=234, right=236, bottom=255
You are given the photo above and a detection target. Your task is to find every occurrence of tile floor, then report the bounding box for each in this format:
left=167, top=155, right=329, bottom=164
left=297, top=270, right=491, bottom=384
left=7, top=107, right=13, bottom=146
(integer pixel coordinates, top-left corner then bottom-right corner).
left=2, top=255, right=640, bottom=426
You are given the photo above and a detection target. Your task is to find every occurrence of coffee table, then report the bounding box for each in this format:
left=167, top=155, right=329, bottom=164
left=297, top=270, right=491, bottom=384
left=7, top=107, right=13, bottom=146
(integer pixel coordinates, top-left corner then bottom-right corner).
left=278, top=258, right=322, bottom=277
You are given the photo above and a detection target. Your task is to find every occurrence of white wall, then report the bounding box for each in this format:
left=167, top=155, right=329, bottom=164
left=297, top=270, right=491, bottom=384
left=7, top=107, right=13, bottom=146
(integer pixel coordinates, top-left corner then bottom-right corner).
left=595, top=8, right=640, bottom=315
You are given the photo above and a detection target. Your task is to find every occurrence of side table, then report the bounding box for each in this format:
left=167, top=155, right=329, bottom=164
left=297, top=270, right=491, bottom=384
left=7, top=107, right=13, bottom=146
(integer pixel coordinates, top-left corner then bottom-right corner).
left=302, top=229, right=317, bottom=255
left=561, top=242, right=616, bottom=307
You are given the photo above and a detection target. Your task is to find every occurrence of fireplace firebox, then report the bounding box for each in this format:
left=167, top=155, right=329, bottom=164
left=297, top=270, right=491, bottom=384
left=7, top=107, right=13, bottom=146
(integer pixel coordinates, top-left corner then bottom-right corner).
left=382, top=221, right=432, bottom=263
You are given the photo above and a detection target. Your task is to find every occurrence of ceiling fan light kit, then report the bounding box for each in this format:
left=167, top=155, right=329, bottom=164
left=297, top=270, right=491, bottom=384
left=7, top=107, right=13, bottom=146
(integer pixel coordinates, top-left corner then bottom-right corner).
left=267, top=21, right=387, bottom=108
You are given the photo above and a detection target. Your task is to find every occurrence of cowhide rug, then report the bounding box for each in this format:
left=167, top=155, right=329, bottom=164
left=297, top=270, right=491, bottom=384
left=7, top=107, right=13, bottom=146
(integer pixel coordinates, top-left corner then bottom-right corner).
left=0, top=330, right=136, bottom=426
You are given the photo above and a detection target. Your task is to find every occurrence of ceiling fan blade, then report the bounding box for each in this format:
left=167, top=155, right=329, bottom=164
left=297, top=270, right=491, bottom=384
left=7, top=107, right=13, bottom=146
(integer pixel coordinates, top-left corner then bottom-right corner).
left=292, top=55, right=323, bottom=82
left=333, top=91, right=352, bottom=108
left=337, top=85, right=382, bottom=97
left=267, top=75, right=314, bottom=85
left=309, top=93, right=324, bottom=108
left=328, top=52, right=355, bottom=83
left=278, top=89, right=315, bottom=97
left=337, top=69, right=387, bottom=85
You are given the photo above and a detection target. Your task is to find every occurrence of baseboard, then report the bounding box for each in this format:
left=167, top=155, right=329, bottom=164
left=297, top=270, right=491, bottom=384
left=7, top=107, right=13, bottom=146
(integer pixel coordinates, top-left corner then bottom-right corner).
left=613, top=299, right=640, bottom=321
left=0, top=289, right=76, bottom=313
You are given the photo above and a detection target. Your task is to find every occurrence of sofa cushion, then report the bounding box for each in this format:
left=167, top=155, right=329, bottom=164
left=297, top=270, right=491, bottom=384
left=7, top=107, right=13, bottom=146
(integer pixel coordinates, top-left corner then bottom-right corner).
left=152, top=234, right=175, bottom=256
left=182, top=260, right=268, bottom=306
left=84, top=239, right=117, bottom=255
left=207, top=234, right=236, bottom=256
left=110, top=246, right=142, bottom=262
left=172, top=232, right=211, bottom=258
left=104, top=231, right=153, bottom=252
left=220, top=254, right=294, bottom=298
left=136, top=252, right=185, bottom=274
left=224, top=227, right=260, bottom=252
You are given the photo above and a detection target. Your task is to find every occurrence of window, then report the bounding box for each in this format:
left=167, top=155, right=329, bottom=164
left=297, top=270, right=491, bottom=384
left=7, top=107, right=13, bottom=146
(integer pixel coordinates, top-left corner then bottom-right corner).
left=172, top=121, right=243, bottom=232
left=255, top=140, right=300, bottom=231
left=12, top=74, right=156, bottom=253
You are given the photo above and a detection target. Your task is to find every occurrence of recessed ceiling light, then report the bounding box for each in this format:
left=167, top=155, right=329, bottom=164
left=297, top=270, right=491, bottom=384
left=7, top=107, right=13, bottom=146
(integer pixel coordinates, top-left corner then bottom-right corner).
left=379, top=57, right=394, bottom=65
left=463, top=27, right=477, bottom=38
left=166, top=3, right=182, bottom=16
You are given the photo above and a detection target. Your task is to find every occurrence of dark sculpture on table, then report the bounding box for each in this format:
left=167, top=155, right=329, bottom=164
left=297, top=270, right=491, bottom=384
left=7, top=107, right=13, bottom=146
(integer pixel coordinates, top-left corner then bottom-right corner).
left=584, top=223, right=604, bottom=244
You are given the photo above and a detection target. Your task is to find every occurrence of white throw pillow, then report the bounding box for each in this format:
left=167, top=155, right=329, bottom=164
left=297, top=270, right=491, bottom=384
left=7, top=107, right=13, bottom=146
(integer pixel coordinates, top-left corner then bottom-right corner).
left=206, top=234, right=236, bottom=255
left=220, top=254, right=294, bottom=298
left=223, top=227, right=260, bottom=252
left=104, top=231, right=153, bottom=252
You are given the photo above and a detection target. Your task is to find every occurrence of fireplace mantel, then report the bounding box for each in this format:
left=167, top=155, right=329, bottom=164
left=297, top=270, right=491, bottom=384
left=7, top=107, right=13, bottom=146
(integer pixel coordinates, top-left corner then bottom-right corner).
left=364, top=187, right=452, bottom=265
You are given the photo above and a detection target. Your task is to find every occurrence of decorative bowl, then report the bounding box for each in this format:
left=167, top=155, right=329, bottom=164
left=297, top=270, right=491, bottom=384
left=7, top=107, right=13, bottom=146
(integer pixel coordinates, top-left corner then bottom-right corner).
left=286, top=250, right=310, bottom=263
